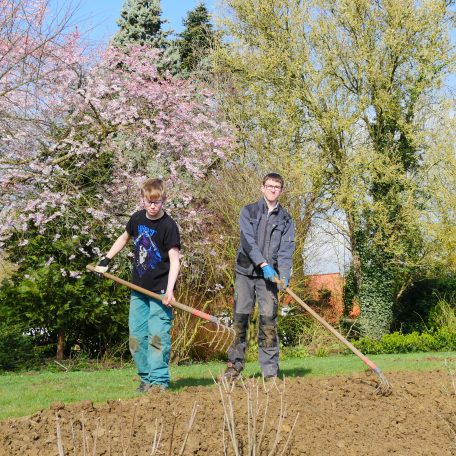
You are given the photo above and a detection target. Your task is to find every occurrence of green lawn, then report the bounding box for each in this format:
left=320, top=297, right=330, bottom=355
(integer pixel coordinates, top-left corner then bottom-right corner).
left=1, top=351, right=455, bottom=421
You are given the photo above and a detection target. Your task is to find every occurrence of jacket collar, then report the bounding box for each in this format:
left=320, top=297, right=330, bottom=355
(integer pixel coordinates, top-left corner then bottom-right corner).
left=258, top=197, right=280, bottom=214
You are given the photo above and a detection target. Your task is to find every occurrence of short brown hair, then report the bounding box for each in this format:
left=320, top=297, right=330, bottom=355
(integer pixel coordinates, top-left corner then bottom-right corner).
left=262, top=172, right=284, bottom=188
left=141, top=178, right=166, bottom=201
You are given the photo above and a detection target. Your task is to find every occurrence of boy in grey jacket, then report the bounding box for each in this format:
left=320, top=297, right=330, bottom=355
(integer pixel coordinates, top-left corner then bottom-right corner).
left=224, top=173, right=295, bottom=380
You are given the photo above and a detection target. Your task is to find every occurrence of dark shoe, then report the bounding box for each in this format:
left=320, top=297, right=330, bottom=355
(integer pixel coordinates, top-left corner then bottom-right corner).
left=136, top=381, right=151, bottom=393
left=263, top=374, right=278, bottom=383
left=220, top=366, right=240, bottom=382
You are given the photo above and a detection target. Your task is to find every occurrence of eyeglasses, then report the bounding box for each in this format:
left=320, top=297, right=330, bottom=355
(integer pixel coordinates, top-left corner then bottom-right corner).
left=143, top=200, right=163, bottom=207
left=263, top=185, right=282, bottom=191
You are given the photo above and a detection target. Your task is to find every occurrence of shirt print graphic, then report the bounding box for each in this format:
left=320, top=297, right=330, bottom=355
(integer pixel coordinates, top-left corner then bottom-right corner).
left=134, top=225, right=162, bottom=277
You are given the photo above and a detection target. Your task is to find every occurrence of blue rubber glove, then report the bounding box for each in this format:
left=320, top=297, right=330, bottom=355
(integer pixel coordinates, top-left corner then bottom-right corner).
left=261, top=264, right=278, bottom=282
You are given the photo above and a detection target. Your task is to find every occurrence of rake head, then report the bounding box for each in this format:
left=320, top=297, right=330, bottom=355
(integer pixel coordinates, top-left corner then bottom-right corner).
left=372, top=368, right=393, bottom=396
left=200, top=321, right=236, bottom=352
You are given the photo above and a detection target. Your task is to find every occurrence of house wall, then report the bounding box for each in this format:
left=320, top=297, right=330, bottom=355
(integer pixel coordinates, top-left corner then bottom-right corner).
left=306, top=273, right=345, bottom=323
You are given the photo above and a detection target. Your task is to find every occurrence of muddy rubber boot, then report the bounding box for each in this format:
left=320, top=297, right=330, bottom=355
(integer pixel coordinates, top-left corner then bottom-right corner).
left=220, top=366, right=240, bottom=382
left=263, top=375, right=279, bottom=386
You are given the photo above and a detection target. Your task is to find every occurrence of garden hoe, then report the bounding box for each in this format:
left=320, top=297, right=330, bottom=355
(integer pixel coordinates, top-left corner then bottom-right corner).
left=86, top=264, right=235, bottom=351
left=275, top=278, right=392, bottom=396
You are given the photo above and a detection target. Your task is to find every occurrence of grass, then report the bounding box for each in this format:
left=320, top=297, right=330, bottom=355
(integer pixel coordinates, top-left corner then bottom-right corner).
left=1, top=351, right=455, bottom=421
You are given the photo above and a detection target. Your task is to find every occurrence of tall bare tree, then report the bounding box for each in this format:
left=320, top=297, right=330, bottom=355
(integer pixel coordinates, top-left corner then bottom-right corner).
left=214, top=0, right=455, bottom=337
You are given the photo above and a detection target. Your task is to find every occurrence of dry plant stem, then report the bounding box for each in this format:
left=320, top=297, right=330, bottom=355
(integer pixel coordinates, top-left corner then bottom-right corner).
left=108, top=429, right=112, bottom=456
left=249, top=383, right=255, bottom=455
left=268, top=391, right=286, bottom=456
left=222, top=420, right=228, bottom=456
left=227, top=380, right=239, bottom=455
left=217, top=377, right=240, bottom=456
left=70, top=421, right=77, bottom=456
left=245, top=380, right=253, bottom=455
left=253, top=380, right=260, bottom=454
left=120, top=408, right=125, bottom=456
left=279, top=413, right=300, bottom=456
left=237, top=378, right=250, bottom=452
left=56, top=414, right=65, bottom=456
left=215, top=372, right=299, bottom=456
left=81, top=412, right=88, bottom=456
left=168, top=411, right=178, bottom=456
left=124, top=404, right=138, bottom=456
left=447, top=360, right=456, bottom=394
left=257, top=385, right=270, bottom=453
left=263, top=376, right=287, bottom=456
left=178, top=402, right=199, bottom=456
left=150, top=418, right=164, bottom=456
left=92, top=418, right=100, bottom=456
left=275, top=375, right=287, bottom=396
left=244, top=378, right=262, bottom=456
left=262, top=376, right=274, bottom=395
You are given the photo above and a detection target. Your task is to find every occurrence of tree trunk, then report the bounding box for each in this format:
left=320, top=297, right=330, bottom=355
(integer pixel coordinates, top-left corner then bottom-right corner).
left=56, top=328, right=65, bottom=361
left=346, top=210, right=362, bottom=296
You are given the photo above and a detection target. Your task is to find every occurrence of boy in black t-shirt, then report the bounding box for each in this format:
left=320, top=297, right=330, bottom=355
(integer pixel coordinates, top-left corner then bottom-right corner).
left=95, top=179, right=180, bottom=392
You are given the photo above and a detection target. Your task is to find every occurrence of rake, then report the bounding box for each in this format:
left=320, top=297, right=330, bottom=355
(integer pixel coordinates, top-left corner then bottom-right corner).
left=86, top=264, right=235, bottom=351
left=276, top=278, right=392, bottom=396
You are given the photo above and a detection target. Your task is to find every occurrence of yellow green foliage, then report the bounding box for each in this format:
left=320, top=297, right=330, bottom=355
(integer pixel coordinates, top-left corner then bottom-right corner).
left=213, top=0, right=455, bottom=337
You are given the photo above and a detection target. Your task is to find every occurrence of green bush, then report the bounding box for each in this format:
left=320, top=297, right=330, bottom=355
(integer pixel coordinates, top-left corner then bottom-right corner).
left=427, top=295, right=456, bottom=332
left=281, top=345, right=310, bottom=359
left=0, top=323, right=43, bottom=371
left=277, top=307, right=312, bottom=347
left=353, top=328, right=456, bottom=354
left=0, top=264, right=129, bottom=363
left=393, top=276, right=456, bottom=332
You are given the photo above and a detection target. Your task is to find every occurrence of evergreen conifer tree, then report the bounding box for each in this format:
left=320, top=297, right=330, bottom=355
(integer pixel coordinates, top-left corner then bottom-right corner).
left=177, top=2, right=216, bottom=74
left=114, top=0, right=180, bottom=73
left=114, top=0, right=168, bottom=47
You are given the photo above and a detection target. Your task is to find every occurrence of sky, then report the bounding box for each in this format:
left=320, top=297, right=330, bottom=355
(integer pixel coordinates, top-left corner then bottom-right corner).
left=52, top=1, right=217, bottom=46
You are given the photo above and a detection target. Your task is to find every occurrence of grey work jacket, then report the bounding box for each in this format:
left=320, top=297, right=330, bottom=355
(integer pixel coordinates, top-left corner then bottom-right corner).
left=235, top=198, right=295, bottom=282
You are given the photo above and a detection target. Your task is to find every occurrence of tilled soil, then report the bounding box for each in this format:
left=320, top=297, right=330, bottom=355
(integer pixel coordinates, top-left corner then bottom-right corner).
left=1, top=370, right=455, bottom=455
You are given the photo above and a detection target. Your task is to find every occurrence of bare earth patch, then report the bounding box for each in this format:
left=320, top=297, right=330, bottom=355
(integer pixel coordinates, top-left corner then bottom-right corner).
left=0, top=370, right=455, bottom=455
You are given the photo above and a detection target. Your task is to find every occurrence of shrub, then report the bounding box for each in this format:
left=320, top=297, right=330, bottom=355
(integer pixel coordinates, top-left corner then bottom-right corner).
left=281, top=345, right=310, bottom=359
left=278, top=305, right=347, bottom=357
left=0, top=323, right=43, bottom=371
left=353, top=328, right=456, bottom=354
left=393, top=276, right=456, bottom=332
left=427, top=294, right=456, bottom=332
left=277, top=307, right=311, bottom=347
left=0, top=264, right=130, bottom=363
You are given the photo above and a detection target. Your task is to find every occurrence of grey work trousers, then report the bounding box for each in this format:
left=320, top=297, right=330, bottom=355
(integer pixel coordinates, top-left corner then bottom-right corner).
left=227, top=273, right=279, bottom=377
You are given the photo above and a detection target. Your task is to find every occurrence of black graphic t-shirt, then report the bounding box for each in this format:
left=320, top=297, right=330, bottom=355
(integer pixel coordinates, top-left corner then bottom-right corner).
left=126, top=210, right=181, bottom=294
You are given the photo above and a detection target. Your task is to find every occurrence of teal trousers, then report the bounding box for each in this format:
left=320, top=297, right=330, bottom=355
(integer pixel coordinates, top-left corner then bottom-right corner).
left=129, top=291, right=173, bottom=387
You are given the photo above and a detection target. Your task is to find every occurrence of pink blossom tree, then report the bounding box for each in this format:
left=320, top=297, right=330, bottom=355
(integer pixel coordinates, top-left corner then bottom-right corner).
left=0, top=0, right=86, bottom=193
left=2, top=43, right=232, bottom=247
left=0, top=2, right=233, bottom=359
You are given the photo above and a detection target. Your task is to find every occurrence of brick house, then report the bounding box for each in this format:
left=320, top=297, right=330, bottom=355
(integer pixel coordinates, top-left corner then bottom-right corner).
left=305, top=273, right=345, bottom=323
